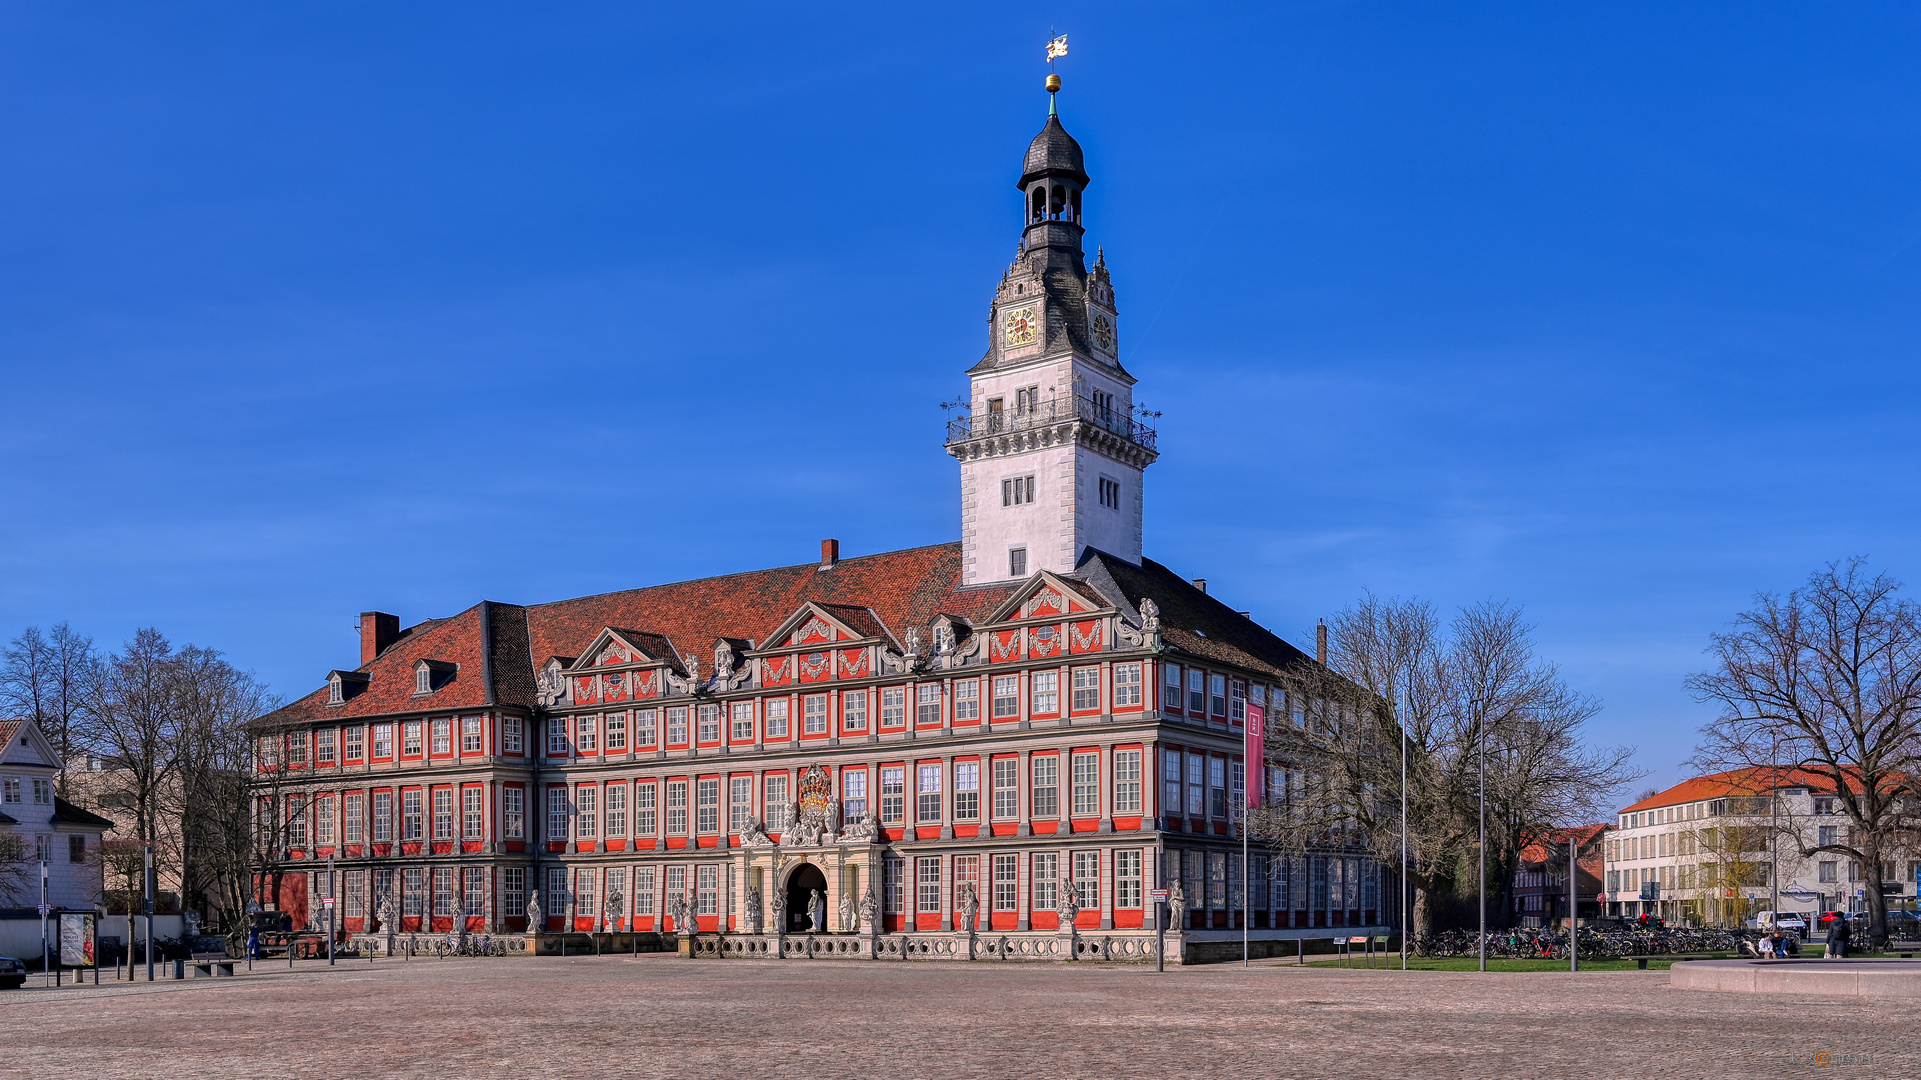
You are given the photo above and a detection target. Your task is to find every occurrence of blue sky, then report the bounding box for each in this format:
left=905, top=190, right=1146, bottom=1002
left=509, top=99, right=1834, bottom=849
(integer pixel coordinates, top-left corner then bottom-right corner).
left=3, top=4, right=1918, bottom=798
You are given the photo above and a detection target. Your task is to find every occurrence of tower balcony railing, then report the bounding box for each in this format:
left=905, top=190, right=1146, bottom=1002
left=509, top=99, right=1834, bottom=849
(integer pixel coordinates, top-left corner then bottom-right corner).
left=945, top=395, right=1157, bottom=452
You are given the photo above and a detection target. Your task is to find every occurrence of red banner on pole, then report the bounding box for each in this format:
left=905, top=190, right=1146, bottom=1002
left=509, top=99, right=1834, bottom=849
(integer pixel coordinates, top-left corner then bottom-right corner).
left=1245, top=703, right=1264, bottom=808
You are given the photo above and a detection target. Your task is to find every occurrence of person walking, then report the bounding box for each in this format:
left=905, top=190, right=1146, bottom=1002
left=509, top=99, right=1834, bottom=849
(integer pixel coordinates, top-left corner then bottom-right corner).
left=1825, top=915, right=1849, bottom=959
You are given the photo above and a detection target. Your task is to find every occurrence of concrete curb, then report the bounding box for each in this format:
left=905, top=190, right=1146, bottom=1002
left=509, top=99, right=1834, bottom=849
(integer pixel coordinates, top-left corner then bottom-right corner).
left=1670, top=958, right=1921, bottom=997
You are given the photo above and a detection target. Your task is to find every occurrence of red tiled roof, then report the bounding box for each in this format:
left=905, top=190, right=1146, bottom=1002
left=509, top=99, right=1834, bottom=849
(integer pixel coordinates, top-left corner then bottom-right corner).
left=1617, top=766, right=1892, bottom=814
left=0, top=719, right=22, bottom=753
left=267, top=602, right=524, bottom=725
left=1518, top=823, right=1610, bottom=866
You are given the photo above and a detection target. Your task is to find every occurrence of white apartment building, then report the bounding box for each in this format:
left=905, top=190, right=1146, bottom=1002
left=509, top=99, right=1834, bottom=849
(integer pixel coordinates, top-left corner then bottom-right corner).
left=1602, top=767, right=1915, bottom=926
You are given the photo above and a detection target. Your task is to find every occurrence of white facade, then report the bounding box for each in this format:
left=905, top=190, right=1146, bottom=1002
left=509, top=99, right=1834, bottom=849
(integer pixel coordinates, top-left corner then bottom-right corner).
left=0, top=719, right=109, bottom=912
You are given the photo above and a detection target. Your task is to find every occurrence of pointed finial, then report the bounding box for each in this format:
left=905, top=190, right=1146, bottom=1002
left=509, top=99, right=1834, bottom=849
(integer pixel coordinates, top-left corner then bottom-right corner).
left=1046, top=73, right=1060, bottom=115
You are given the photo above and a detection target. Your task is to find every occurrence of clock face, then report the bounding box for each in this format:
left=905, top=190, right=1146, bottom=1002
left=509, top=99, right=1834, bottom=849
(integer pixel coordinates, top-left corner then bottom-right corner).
left=1002, top=304, right=1040, bottom=349
left=1091, top=310, right=1116, bottom=354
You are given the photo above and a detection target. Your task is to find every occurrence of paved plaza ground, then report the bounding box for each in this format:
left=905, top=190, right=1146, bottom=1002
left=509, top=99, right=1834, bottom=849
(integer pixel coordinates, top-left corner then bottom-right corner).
left=5, top=955, right=1914, bottom=1079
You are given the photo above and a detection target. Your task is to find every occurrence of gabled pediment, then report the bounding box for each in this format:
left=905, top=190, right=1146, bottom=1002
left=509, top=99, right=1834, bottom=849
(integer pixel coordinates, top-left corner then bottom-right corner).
left=983, top=570, right=1104, bottom=624
left=760, top=602, right=893, bottom=652
left=565, top=627, right=680, bottom=673
left=0, top=718, right=59, bottom=768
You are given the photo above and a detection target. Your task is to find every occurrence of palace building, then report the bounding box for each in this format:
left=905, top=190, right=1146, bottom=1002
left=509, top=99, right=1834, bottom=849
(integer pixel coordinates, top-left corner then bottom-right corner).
left=255, top=81, right=1391, bottom=962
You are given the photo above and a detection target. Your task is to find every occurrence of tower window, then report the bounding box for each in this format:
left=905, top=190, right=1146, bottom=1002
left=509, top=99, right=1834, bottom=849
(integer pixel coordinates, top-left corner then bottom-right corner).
left=1009, top=548, right=1027, bottom=577
left=1015, top=386, right=1040, bottom=415
left=1099, top=476, right=1120, bottom=510
left=1031, top=187, right=1045, bottom=223
left=1002, top=475, right=1036, bottom=506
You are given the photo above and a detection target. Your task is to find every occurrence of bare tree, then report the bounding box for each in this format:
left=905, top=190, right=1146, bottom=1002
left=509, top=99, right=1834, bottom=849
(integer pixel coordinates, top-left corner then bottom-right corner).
left=0, top=832, right=32, bottom=905
left=1, top=624, right=99, bottom=796
left=88, top=629, right=178, bottom=855
left=1689, top=559, right=1921, bottom=948
left=166, top=645, right=278, bottom=929
left=1261, top=595, right=1638, bottom=940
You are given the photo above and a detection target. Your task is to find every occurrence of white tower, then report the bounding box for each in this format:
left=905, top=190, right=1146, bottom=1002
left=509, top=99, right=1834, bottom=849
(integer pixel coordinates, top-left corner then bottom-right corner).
left=947, top=83, right=1158, bottom=586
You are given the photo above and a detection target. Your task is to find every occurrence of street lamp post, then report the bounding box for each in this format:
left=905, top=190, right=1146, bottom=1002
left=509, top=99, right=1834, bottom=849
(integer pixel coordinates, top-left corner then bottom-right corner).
left=1568, top=835, right=1578, bottom=973
left=1478, top=713, right=1487, bottom=973
left=143, top=844, right=154, bottom=982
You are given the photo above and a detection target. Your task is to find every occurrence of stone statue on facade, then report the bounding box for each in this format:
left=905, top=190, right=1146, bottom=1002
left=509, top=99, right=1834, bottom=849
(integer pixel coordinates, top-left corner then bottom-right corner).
left=523, top=893, right=541, bottom=930
left=958, top=881, right=980, bottom=934
left=1166, top=880, right=1186, bottom=931
left=903, top=628, right=921, bottom=658
left=604, top=891, right=623, bottom=931
left=1055, top=877, right=1080, bottom=929
left=858, top=886, right=879, bottom=930
left=1117, top=596, right=1162, bottom=649
left=839, top=888, right=854, bottom=933
left=667, top=892, right=691, bottom=934
left=738, top=814, right=773, bottom=848
left=535, top=664, right=567, bottom=706
left=838, top=807, right=880, bottom=843
left=666, top=653, right=702, bottom=696
left=932, top=618, right=955, bottom=657
left=808, top=889, right=826, bottom=933
left=769, top=885, right=787, bottom=933
left=745, top=886, right=764, bottom=934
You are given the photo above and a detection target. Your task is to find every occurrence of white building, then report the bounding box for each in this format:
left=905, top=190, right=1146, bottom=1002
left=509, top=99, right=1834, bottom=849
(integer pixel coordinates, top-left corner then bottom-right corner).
left=1602, top=767, right=1912, bottom=926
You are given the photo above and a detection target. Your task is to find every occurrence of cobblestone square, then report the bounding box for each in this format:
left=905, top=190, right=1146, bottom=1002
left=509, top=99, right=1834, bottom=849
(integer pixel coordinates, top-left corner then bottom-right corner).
left=7, top=956, right=1918, bottom=1079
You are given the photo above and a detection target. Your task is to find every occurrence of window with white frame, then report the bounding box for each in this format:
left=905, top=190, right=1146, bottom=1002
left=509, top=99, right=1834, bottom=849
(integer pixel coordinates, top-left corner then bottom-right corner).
left=917, top=857, right=942, bottom=912
left=1002, top=474, right=1036, bottom=506
left=345, top=870, right=365, bottom=919
left=917, top=684, right=941, bottom=726
left=917, top=764, right=942, bottom=823
left=843, top=768, right=867, bottom=823
left=576, top=715, right=597, bottom=753
left=371, top=723, right=392, bottom=759
left=0, top=777, right=15, bottom=803
left=1073, top=850, right=1099, bottom=909
left=730, top=776, right=752, bottom=832
left=696, top=777, right=718, bottom=833
left=634, top=867, right=654, bottom=918
left=344, top=792, right=363, bottom=844
left=432, top=718, right=451, bottom=756
left=697, top=864, right=718, bottom=916
left=730, top=701, right=754, bottom=741
left=504, top=867, right=525, bottom=918
left=1071, top=752, right=1100, bottom=816
left=402, top=789, right=424, bottom=840
left=993, top=758, right=1018, bottom=818
left=1209, top=757, right=1227, bottom=818
left=464, top=866, right=485, bottom=918
left=373, top=791, right=393, bottom=842
left=993, top=853, right=1019, bottom=911
left=573, top=868, right=596, bottom=921
left=698, top=704, right=720, bottom=743
left=1185, top=753, right=1205, bottom=816
left=667, top=707, right=688, bottom=745
left=1099, top=475, right=1120, bottom=510
left=803, top=695, right=827, bottom=735
left=548, top=718, right=569, bottom=755
left=462, top=716, right=483, bottom=754
left=1229, top=679, right=1246, bottom=724
left=433, top=787, right=454, bottom=840
left=879, top=767, right=903, bottom=825
left=1112, top=662, right=1140, bottom=709
left=1113, top=749, right=1142, bottom=814
left=953, top=761, right=980, bottom=821
left=1031, top=671, right=1059, bottom=714
left=842, top=690, right=867, bottom=732
left=1032, top=755, right=1059, bottom=818
left=666, top=780, right=688, bottom=835
left=765, top=699, right=788, bottom=739
left=1116, top=850, right=1143, bottom=908
left=547, top=786, right=571, bottom=842
left=1187, top=669, right=1206, bottom=714
left=606, top=712, right=626, bottom=751
left=433, top=866, right=456, bottom=918
left=634, top=709, right=656, bottom=747
left=606, top=784, right=626, bottom=838
left=1210, top=674, right=1227, bottom=717
left=286, top=732, right=308, bottom=765
left=880, top=687, right=906, bottom=727
left=504, top=786, right=524, bottom=839
left=462, top=787, right=483, bottom=839
left=1230, top=761, right=1245, bottom=815
left=1071, top=667, right=1100, bottom=712
left=405, top=868, right=426, bottom=917
left=954, top=680, right=979, bottom=721
left=635, top=783, right=656, bottom=837
left=763, top=774, right=789, bottom=830
left=992, top=676, right=1020, bottom=718
left=417, top=666, right=434, bottom=696
left=503, top=716, right=522, bottom=754
left=317, top=728, right=337, bottom=765
left=1032, top=852, right=1058, bottom=912
left=315, top=795, right=335, bottom=845
left=1164, top=664, right=1183, bottom=711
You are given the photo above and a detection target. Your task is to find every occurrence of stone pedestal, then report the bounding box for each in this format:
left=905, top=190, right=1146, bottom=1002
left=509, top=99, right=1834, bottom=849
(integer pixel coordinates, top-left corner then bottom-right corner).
left=1058, top=927, right=1079, bottom=961
left=677, top=930, right=695, bottom=958
left=524, top=932, right=540, bottom=956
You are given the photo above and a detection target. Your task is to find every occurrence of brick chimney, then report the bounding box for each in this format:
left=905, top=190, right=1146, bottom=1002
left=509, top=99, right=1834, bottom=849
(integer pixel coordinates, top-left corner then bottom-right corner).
left=1317, top=619, right=1328, bottom=666
left=1191, top=578, right=1207, bottom=594
left=359, top=611, right=400, bottom=665
left=819, top=538, right=840, bottom=570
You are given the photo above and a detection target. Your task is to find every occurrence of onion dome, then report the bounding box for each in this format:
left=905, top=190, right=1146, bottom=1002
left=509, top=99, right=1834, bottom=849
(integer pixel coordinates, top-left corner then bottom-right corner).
left=1020, top=114, right=1088, bottom=188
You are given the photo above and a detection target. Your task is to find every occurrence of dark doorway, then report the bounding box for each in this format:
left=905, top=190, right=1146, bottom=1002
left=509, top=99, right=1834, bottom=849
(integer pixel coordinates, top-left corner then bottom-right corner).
left=785, top=864, right=827, bottom=933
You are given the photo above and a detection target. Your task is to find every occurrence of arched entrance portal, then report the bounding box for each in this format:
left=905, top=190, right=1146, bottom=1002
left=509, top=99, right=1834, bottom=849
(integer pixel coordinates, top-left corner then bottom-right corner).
left=785, top=863, right=827, bottom=933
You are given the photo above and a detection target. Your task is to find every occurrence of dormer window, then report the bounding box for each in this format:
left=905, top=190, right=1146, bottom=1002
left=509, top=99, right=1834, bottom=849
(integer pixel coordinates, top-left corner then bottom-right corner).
left=329, top=676, right=344, bottom=705
left=413, top=659, right=457, bottom=696
left=325, top=670, right=369, bottom=705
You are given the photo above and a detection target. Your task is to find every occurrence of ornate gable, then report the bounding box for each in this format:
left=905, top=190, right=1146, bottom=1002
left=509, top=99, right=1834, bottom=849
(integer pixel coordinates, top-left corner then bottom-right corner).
left=984, top=570, right=1104, bottom=625
left=761, top=602, right=889, bottom=653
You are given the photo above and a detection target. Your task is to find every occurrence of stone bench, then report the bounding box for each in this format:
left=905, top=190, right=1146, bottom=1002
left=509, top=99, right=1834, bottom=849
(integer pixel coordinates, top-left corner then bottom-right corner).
left=190, top=951, right=237, bottom=977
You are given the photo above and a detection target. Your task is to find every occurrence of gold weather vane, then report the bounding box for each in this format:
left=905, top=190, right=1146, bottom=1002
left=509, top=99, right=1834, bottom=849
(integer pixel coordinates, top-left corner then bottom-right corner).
left=1045, top=33, right=1067, bottom=109
left=1046, top=34, right=1069, bottom=61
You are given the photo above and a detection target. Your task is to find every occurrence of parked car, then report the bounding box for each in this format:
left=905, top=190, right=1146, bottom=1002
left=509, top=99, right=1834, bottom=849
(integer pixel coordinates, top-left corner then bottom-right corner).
left=0, top=955, right=24, bottom=990
left=1816, top=910, right=1850, bottom=925
left=1753, top=911, right=1809, bottom=936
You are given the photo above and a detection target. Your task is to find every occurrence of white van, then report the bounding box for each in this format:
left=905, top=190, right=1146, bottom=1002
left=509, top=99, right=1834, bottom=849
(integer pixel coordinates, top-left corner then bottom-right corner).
left=1751, top=911, right=1809, bottom=936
